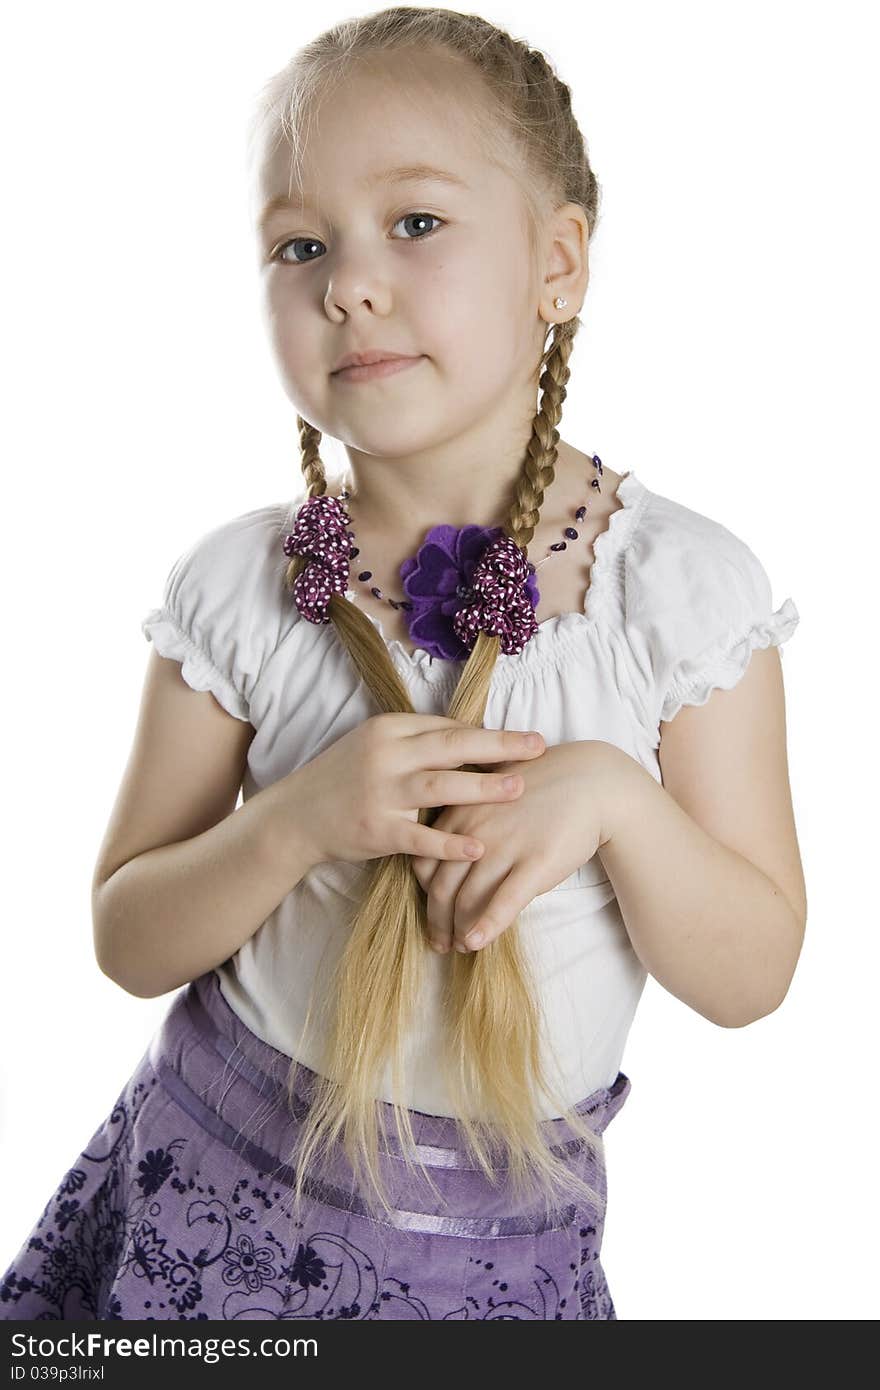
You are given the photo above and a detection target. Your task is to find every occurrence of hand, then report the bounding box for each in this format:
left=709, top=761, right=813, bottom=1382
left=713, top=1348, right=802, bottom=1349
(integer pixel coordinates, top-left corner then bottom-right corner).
left=286, top=712, right=546, bottom=869
left=410, top=740, right=617, bottom=954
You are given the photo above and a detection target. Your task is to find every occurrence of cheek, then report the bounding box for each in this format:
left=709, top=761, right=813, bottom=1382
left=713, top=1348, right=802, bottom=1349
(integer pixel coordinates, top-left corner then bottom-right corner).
left=424, top=282, right=494, bottom=379
left=432, top=243, right=524, bottom=354
left=272, top=317, right=304, bottom=367
left=263, top=292, right=314, bottom=376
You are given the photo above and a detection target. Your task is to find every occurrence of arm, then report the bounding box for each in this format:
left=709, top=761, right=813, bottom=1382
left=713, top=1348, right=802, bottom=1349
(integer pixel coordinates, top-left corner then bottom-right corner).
left=94, top=771, right=319, bottom=1000
left=596, top=646, right=807, bottom=1028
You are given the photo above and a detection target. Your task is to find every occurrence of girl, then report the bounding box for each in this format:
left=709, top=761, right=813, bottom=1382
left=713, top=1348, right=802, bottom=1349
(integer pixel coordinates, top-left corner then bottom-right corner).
left=0, top=7, right=806, bottom=1322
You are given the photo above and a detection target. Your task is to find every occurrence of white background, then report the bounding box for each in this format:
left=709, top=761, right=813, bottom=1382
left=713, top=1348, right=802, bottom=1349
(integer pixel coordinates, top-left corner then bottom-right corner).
left=1, top=0, right=876, bottom=1321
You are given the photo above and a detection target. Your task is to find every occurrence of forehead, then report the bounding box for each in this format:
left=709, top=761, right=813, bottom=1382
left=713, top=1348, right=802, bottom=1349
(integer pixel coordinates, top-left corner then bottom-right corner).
left=253, top=56, right=507, bottom=218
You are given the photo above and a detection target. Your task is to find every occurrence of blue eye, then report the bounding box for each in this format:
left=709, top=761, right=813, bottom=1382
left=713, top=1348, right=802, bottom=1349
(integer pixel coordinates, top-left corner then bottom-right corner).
left=272, top=212, right=445, bottom=265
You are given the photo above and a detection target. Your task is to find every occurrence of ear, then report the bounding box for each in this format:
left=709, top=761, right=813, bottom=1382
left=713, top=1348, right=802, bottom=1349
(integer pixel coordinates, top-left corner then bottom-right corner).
left=543, top=200, right=590, bottom=313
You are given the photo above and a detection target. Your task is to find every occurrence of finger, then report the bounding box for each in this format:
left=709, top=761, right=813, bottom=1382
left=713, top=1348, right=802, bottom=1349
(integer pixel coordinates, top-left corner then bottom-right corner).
left=424, top=859, right=473, bottom=954
left=410, top=854, right=440, bottom=893
left=410, top=725, right=546, bottom=772
left=413, top=765, right=525, bottom=811
left=456, top=867, right=532, bottom=952
left=403, top=822, right=486, bottom=864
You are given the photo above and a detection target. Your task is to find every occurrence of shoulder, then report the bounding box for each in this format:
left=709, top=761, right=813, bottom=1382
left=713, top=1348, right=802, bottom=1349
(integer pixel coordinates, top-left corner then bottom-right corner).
left=628, top=483, right=772, bottom=597
left=141, top=501, right=295, bottom=722
left=621, top=481, right=800, bottom=726
left=626, top=485, right=774, bottom=624
left=162, top=502, right=292, bottom=600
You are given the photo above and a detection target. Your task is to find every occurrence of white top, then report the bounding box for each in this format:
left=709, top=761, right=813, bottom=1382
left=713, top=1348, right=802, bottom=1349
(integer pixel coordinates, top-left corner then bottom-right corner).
left=140, top=470, right=800, bottom=1118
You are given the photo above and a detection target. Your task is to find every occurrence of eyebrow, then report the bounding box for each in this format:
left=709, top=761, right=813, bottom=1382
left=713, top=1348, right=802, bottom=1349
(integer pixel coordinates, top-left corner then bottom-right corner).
left=258, top=164, right=471, bottom=229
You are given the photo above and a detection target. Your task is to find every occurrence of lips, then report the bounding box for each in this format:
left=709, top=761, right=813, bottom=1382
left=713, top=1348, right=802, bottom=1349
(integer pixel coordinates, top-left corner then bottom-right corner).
left=332, top=355, right=424, bottom=384
left=332, top=350, right=417, bottom=373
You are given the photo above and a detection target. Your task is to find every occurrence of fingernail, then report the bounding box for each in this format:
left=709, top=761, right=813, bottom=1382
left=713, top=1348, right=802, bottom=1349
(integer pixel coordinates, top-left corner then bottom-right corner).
left=502, top=776, right=519, bottom=791
left=465, top=930, right=484, bottom=948
left=525, top=733, right=542, bottom=749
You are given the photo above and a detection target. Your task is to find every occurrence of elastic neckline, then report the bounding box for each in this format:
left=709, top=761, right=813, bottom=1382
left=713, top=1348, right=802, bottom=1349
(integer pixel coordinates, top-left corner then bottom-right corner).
left=341, top=469, right=649, bottom=684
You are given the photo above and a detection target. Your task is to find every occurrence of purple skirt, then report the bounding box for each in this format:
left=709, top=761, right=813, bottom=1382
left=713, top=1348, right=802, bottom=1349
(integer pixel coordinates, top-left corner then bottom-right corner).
left=1, top=970, right=631, bottom=1321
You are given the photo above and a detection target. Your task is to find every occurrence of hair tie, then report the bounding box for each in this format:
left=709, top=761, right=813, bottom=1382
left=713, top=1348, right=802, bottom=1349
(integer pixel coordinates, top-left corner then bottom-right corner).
left=451, top=533, right=539, bottom=656
left=281, top=494, right=353, bottom=624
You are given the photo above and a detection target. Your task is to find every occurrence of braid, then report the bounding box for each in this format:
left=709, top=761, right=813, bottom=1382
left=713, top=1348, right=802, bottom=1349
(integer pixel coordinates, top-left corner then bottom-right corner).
left=297, top=419, right=326, bottom=496
left=507, top=331, right=576, bottom=549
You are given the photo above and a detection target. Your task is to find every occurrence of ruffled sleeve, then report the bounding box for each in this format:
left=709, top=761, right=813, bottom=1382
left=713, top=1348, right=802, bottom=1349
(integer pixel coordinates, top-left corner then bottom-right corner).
left=140, top=505, right=288, bottom=723
left=624, top=491, right=800, bottom=728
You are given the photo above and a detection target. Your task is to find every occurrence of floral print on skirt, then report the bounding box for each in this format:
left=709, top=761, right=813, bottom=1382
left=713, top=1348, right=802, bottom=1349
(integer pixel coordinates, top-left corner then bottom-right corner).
left=0, top=970, right=631, bottom=1321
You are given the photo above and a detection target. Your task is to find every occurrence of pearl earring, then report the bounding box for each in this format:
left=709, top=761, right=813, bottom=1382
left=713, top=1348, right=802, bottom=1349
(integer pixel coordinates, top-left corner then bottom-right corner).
left=554, top=297, right=568, bottom=309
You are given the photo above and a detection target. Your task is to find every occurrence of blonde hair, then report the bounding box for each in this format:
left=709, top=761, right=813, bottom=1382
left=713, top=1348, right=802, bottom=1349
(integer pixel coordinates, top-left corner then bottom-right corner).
left=248, top=7, right=606, bottom=1226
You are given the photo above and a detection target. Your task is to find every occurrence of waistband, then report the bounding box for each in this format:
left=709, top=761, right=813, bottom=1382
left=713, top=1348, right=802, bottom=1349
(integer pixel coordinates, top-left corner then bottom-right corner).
left=147, top=970, right=632, bottom=1238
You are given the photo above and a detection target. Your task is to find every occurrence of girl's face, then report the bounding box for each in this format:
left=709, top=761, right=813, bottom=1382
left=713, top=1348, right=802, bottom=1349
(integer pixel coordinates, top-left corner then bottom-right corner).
left=253, top=56, right=563, bottom=492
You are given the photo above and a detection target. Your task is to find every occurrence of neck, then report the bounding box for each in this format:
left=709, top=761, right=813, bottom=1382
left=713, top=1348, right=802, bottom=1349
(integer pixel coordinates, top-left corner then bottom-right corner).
left=341, top=440, right=573, bottom=544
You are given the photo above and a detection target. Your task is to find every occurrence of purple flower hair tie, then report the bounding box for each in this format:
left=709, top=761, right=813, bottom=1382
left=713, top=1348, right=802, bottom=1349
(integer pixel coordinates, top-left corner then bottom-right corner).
left=400, top=524, right=539, bottom=660
left=281, top=494, right=353, bottom=624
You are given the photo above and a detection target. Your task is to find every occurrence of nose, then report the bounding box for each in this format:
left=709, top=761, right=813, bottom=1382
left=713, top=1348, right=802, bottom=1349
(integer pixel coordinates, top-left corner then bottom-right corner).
left=322, top=250, right=395, bottom=319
